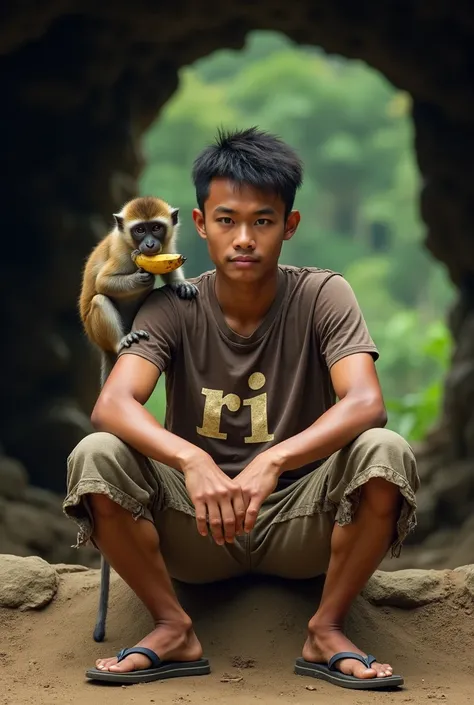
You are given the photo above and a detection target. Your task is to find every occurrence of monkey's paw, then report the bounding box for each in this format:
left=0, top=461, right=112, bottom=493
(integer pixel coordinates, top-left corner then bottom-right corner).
left=118, top=329, right=150, bottom=351
left=170, top=282, right=199, bottom=300
left=134, top=269, right=155, bottom=286
left=130, top=249, right=140, bottom=263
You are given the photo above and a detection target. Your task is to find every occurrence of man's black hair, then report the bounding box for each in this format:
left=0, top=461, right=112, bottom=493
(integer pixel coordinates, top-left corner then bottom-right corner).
left=192, top=126, right=303, bottom=217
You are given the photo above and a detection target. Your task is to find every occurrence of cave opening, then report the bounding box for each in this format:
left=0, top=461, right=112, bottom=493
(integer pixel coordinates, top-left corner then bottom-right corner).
left=138, top=30, right=456, bottom=442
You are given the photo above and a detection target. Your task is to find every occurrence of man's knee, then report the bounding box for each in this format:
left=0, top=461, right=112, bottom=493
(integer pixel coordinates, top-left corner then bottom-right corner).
left=353, top=428, right=418, bottom=483
left=68, top=431, right=126, bottom=467
left=67, top=431, right=128, bottom=492
left=355, top=427, right=412, bottom=455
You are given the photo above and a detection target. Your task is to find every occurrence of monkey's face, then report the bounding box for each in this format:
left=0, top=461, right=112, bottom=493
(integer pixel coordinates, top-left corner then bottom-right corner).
left=127, top=220, right=168, bottom=255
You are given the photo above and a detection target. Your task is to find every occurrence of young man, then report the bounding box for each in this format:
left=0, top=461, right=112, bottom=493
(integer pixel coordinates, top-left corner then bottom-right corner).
left=64, top=127, right=419, bottom=691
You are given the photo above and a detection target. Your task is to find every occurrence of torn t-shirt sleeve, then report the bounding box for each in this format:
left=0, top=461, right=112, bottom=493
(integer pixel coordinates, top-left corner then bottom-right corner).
left=117, top=289, right=181, bottom=373
left=314, top=274, right=379, bottom=369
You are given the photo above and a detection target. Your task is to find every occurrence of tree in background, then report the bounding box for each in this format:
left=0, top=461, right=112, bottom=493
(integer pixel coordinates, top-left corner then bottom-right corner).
left=140, top=31, right=455, bottom=441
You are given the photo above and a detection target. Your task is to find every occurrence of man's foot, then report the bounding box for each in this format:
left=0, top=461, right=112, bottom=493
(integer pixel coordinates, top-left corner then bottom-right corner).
left=95, top=618, right=202, bottom=673
left=303, top=620, right=393, bottom=680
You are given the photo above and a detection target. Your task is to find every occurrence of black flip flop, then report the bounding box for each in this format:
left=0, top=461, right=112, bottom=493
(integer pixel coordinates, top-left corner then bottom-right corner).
left=86, top=646, right=211, bottom=684
left=295, top=651, right=404, bottom=690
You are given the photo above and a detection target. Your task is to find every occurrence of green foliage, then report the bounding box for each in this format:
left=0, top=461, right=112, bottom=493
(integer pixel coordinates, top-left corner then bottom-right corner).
left=383, top=318, right=452, bottom=440
left=145, top=376, right=166, bottom=423
left=139, top=30, right=456, bottom=442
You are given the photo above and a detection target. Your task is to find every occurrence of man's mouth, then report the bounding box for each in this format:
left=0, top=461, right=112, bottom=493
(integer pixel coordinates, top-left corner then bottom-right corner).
left=230, top=255, right=259, bottom=263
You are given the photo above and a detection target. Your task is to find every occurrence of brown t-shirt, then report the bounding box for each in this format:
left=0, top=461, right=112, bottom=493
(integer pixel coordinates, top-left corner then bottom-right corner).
left=118, top=265, right=379, bottom=486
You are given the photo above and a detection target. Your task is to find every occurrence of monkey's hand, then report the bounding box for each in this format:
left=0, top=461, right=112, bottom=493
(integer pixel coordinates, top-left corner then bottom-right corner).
left=132, top=269, right=155, bottom=289
left=130, top=249, right=141, bottom=264
left=118, top=329, right=150, bottom=352
left=170, top=281, right=199, bottom=300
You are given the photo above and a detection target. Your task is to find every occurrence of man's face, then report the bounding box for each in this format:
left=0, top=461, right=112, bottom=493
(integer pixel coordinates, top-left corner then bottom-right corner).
left=192, top=178, right=300, bottom=282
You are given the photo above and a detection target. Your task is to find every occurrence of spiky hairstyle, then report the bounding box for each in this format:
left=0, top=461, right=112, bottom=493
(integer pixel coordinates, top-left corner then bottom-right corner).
left=192, top=126, right=303, bottom=216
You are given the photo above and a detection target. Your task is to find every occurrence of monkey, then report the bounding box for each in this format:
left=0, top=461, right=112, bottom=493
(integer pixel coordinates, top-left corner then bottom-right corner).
left=78, top=196, right=197, bottom=643
left=79, top=195, right=197, bottom=387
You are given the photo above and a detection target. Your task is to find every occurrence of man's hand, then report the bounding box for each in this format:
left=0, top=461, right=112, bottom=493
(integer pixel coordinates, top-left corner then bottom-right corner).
left=182, top=451, right=246, bottom=546
left=233, top=451, right=281, bottom=533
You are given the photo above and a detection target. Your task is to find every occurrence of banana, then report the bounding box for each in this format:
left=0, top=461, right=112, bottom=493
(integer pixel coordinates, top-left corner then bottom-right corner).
left=134, top=253, right=187, bottom=275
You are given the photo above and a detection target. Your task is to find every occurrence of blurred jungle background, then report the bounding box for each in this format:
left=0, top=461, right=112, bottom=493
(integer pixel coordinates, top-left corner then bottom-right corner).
left=142, top=30, right=455, bottom=441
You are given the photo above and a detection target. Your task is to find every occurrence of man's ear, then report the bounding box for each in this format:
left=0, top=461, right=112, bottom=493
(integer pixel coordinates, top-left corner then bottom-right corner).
left=283, top=210, right=300, bottom=241
left=192, top=208, right=207, bottom=240
left=114, top=214, right=124, bottom=232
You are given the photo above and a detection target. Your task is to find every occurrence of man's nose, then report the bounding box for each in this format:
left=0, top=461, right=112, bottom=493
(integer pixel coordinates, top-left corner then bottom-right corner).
left=233, top=225, right=255, bottom=249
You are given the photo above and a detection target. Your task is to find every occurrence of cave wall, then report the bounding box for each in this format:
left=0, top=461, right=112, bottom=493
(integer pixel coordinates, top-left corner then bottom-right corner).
left=1, top=0, right=474, bottom=564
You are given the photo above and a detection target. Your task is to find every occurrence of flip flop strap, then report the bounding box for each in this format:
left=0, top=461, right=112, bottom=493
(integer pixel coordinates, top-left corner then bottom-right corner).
left=116, top=646, right=161, bottom=669
left=328, top=652, right=377, bottom=671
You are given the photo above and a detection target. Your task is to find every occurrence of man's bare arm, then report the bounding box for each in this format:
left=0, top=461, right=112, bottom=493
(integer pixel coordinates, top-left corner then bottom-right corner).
left=91, top=354, right=204, bottom=471
left=269, top=352, right=387, bottom=474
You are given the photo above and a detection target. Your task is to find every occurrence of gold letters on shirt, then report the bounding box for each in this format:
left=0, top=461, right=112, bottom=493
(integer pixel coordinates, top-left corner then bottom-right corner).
left=196, top=372, right=274, bottom=444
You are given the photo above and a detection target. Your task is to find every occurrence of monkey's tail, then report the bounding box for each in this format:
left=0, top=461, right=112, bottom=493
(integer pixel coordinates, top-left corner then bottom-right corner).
left=100, top=351, right=116, bottom=388
left=93, top=350, right=116, bottom=642
left=93, top=557, right=110, bottom=642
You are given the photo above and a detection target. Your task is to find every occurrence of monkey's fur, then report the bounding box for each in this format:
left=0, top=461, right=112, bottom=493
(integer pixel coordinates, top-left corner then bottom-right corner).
left=79, top=196, right=197, bottom=642
left=80, top=195, right=197, bottom=386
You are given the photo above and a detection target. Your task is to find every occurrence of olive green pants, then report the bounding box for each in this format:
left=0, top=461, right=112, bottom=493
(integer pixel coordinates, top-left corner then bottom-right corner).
left=63, top=428, right=419, bottom=582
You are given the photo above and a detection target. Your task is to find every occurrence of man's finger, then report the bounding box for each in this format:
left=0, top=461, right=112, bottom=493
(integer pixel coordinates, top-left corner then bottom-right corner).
left=232, top=492, right=246, bottom=536
left=194, top=500, right=208, bottom=536
left=220, top=499, right=237, bottom=543
left=207, top=500, right=225, bottom=545
left=244, top=495, right=262, bottom=533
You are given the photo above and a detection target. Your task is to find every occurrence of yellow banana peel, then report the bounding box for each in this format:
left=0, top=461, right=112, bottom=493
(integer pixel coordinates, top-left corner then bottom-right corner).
left=134, top=253, right=186, bottom=275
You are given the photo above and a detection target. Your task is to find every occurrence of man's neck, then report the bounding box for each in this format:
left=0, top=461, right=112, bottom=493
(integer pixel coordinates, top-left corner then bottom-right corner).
left=214, top=269, right=280, bottom=338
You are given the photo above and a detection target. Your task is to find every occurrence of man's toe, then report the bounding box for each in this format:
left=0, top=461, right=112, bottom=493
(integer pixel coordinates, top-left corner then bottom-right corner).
left=366, top=661, right=396, bottom=678
left=109, top=656, right=134, bottom=672
left=96, top=657, right=116, bottom=670
left=340, top=659, right=377, bottom=679
left=374, top=662, right=393, bottom=678
left=359, top=667, right=378, bottom=679
left=109, top=654, right=151, bottom=673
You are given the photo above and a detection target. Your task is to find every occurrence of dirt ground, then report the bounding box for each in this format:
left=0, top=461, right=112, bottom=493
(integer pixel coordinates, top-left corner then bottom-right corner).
left=1, top=567, right=473, bottom=705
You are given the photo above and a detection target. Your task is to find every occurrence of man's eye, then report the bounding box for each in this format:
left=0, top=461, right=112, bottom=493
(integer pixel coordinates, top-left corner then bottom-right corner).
left=218, top=217, right=233, bottom=224
left=255, top=219, right=271, bottom=226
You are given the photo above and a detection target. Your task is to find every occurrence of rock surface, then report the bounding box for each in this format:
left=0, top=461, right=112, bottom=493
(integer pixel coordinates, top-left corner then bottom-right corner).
left=0, top=555, right=59, bottom=610
left=454, top=564, right=474, bottom=598
left=0, top=455, right=99, bottom=568
left=54, top=563, right=91, bottom=574
left=362, top=568, right=449, bottom=607
left=1, top=555, right=471, bottom=615
left=0, top=1, right=474, bottom=563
